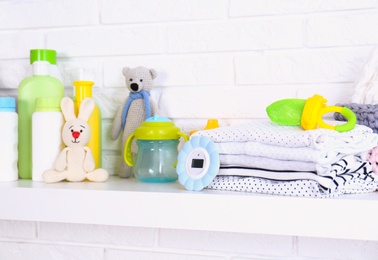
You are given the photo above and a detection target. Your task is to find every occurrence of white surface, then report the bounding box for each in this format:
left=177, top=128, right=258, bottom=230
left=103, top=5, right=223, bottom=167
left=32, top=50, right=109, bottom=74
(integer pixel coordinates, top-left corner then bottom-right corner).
left=0, top=176, right=377, bottom=241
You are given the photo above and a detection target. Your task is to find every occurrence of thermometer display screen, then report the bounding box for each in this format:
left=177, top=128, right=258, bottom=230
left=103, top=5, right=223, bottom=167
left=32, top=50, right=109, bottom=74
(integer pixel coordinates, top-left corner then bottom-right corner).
left=191, top=159, right=204, bottom=168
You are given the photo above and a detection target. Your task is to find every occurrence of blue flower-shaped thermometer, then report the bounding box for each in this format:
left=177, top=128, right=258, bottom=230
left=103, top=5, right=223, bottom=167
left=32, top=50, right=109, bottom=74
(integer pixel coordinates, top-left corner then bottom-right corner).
left=176, top=136, right=220, bottom=191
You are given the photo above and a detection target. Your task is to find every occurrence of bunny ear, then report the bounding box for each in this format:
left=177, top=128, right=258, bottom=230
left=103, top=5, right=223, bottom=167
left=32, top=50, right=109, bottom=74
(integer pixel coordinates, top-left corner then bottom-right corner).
left=60, top=97, right=76, bottom=121
left=78, top=98, right=95, bottom=122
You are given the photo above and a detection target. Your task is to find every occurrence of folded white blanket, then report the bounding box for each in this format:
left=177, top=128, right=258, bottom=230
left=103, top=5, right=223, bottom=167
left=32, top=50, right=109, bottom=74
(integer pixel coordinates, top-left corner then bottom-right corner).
left=216, top=141, right=372, bottom=165
left=193, top=119, right=378, bottom=151
left=219, top=154, right=318, bottom=172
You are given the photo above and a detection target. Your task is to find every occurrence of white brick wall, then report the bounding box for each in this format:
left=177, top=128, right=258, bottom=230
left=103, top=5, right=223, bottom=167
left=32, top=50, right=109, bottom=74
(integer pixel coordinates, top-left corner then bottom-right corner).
left=307, top=11, right=378, bottom=47
left=166, top=18, right=303, bottom=53
left=229, top=0, right=378, bottom=16
left=234, top=48, right=372, bottom=84
left=101, top=0, right=228, bottom=23
left=1, top=0, right=378, bottom=259
left=0, top=0, right=99, bottom=29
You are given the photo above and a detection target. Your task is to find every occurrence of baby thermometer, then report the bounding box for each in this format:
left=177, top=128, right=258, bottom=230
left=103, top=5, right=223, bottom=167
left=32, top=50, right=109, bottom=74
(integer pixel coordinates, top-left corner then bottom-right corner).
left=176, top=136, right=219, bottom=191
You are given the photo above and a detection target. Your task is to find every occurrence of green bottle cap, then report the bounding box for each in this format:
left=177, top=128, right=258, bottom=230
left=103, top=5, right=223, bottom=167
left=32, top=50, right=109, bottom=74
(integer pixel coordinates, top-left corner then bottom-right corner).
left=30, top=49, right=57, bottom=65
left=35, top=97, right=62, bottom=112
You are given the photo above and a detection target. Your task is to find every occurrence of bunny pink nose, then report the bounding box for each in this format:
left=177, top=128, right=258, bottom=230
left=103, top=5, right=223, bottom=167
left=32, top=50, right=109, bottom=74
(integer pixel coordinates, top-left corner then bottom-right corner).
left=72, top=131, right=80, bottom=139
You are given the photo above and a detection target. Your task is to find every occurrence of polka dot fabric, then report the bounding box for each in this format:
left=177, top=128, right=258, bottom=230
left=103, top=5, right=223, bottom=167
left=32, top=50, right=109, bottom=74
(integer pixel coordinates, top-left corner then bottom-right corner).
left=206, top=176, right=378, bottom=198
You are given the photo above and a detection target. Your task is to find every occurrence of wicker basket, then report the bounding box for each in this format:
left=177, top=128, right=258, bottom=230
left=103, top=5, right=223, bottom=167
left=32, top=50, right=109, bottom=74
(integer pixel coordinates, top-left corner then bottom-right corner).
left=334, top=103, right=378, bottom=133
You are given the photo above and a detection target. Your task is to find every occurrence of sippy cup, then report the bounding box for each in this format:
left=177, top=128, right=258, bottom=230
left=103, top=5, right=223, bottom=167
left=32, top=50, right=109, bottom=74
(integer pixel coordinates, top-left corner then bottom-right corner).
left=124, top=115, right=189, bottom=183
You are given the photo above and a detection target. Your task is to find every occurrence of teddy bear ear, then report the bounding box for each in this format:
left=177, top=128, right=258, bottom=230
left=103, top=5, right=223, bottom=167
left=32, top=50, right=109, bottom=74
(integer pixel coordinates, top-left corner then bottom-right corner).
left=122, top=67, right=130, bottom=76
left=78, top=98, right=95, bottom=122
left=60, top=97, right=76, bottom=121
left=150, top=68, right=157, bottom=79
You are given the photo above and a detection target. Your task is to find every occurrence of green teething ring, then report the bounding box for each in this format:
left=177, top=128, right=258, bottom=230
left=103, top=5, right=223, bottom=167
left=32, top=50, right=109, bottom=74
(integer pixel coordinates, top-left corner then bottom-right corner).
left=335, top=107, right=356, bottom=132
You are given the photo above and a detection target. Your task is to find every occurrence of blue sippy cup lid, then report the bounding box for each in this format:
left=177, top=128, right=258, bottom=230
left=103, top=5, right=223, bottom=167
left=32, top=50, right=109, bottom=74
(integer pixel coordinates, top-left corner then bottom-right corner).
left=145, top=114, right=171, bottom=122
left=132, top=114, right=189, bottom=140
left=0, top=97, right=16, bottom=112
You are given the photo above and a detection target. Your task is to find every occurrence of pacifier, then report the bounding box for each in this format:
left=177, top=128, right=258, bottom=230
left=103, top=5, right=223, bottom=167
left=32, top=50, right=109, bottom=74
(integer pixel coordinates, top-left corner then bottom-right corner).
left=266, top=94, right=357, bottom=132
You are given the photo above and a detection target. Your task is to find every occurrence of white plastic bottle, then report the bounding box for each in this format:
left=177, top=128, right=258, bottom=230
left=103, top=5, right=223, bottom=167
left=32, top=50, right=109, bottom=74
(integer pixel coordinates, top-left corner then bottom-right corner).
left=0, top=97, right=18, bottom=181
left=32, top=97, right=64, bottom=181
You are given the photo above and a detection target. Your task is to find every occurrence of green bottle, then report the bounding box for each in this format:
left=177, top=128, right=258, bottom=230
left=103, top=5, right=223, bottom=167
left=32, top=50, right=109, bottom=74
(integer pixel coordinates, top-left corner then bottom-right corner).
left=18, top=61, right=64, bottom=179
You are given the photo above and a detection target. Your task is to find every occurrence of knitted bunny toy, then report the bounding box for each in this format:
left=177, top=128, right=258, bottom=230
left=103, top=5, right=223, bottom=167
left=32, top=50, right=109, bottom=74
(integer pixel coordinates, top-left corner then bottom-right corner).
left=110, top=66, right=158, bottom=178
left=43, top=97, right=109, bottom=183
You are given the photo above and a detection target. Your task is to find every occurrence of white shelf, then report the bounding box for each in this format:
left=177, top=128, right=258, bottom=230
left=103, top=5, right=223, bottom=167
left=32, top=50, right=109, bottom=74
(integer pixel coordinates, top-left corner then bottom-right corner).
left=0, top=176, right=378, bottom=241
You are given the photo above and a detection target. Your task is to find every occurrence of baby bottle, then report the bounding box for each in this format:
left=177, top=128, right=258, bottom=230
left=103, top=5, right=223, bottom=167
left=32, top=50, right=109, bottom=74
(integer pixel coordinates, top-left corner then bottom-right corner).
left=125, top=115, right=189, bottom=183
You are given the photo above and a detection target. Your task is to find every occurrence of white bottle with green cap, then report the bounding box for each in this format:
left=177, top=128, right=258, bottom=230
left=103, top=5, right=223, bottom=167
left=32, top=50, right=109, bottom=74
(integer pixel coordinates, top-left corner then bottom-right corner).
left=32, top=97, right=64, bottom=182
left=0, top=97, right=18, bottom=181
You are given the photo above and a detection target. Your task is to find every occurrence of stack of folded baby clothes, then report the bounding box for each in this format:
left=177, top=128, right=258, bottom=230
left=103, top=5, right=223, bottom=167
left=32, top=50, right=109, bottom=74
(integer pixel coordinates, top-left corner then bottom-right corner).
left=191, top=120, right=378, bottom=198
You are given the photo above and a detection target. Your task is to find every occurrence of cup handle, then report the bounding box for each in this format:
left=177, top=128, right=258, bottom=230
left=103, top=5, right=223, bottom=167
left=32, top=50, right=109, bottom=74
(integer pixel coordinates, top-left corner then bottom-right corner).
left=178, top=131, right=189, bottom=142
left=124, top=133, right=135, bottom=166
left=173, top=132, right=189, bottom=169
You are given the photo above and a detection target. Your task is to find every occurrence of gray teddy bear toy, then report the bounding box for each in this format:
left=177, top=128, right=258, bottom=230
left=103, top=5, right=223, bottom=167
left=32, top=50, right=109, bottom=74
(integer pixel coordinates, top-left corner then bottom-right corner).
left=110, top=66, right=158, bottom=178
